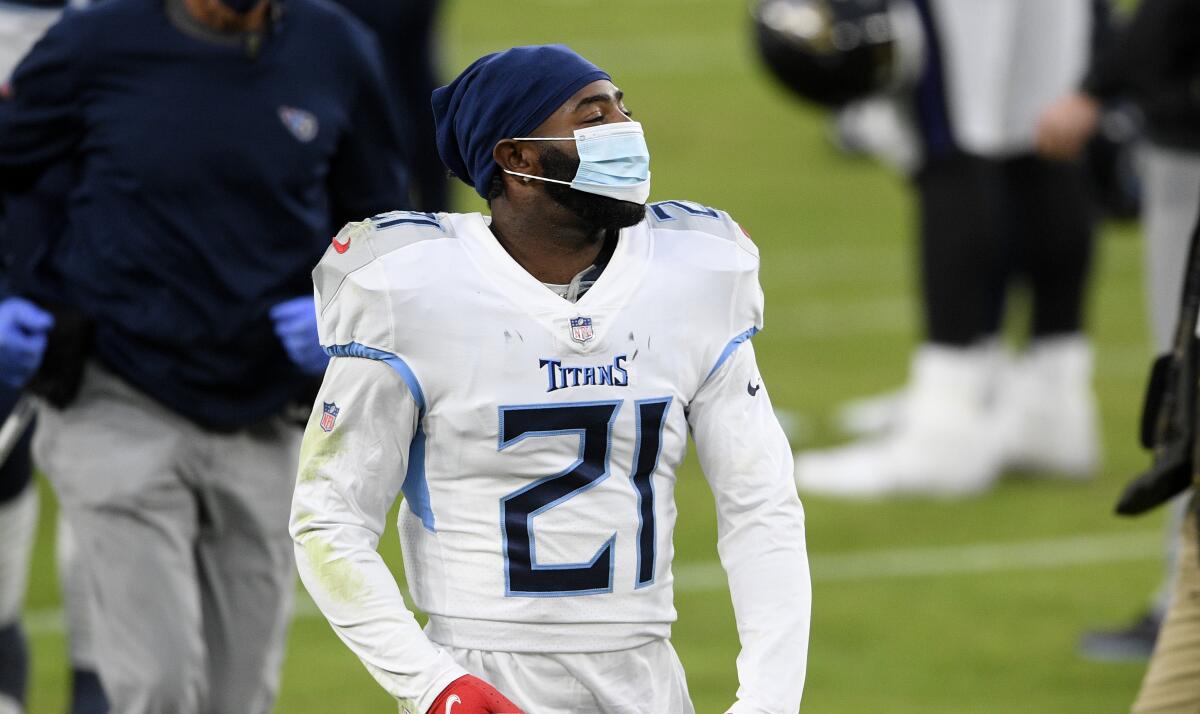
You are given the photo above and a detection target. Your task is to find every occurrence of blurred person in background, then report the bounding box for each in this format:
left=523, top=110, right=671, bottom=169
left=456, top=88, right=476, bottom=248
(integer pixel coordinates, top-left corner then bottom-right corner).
left=0, top=2, right=92, bottom=713
left=1106, top=201, right=1200, bottom=712
left=1036, top=0, right=1200, bottom=666
left=0, top=0, right=409, bottom=710
left=755, top=0, right=1101, bottom=497
left=333, top=0, right=449, bottom=213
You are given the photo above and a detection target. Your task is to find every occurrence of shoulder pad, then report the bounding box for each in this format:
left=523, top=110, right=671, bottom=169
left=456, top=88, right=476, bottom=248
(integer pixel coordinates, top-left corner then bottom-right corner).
left=647, top=200, right=758, bottom=258
left=313, top=211, right=450, bottom=313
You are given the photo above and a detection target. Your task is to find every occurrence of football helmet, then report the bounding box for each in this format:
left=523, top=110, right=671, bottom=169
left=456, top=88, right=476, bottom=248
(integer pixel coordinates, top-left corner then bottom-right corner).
left=751, top=0, right=922, bottom=107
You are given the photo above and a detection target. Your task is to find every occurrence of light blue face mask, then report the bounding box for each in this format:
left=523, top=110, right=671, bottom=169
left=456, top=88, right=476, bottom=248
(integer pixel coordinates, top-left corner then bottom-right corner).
left=506, top=121, right=652, bottom=204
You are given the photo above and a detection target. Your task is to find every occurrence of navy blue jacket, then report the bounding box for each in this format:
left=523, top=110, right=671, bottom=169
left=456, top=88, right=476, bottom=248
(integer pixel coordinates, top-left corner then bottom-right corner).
left=0, top=0, right=409, bottom=429
left=332, top=0, right=448, bottom=212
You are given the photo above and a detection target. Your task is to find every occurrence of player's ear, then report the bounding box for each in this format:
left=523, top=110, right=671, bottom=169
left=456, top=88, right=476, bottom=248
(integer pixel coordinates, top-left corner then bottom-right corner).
left=493, top=139, right=539, bottom=176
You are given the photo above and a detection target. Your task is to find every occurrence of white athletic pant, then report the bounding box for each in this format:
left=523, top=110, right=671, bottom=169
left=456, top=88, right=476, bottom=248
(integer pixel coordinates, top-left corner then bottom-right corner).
left=443, top=638, right=695, bottom=714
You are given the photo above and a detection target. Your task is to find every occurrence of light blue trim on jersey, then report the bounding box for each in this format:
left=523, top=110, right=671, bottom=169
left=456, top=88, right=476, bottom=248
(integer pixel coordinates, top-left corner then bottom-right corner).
left=706, top=327, right=759, bottom=380
left=324, top=342, right=426, bottom=412
left=403, top=426, right=434, bottom=532
left=630, top=396, right=672, bottom=590
left=325, top=342, right=434, bottom=532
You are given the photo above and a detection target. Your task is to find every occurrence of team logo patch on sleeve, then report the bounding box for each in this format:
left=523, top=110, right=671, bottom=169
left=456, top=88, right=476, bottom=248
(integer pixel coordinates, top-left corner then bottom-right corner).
left=569, top=316, right=594, bottom=344
left=279, top=106, right=319, bottom=143
left=320, top=402, right=340, bottom=432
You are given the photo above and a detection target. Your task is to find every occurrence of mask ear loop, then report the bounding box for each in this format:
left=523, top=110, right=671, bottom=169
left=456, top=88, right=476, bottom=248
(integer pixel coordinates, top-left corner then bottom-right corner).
left=504, top=136, right=578, bottom=186
left=502, top=169, right=572, bottom=186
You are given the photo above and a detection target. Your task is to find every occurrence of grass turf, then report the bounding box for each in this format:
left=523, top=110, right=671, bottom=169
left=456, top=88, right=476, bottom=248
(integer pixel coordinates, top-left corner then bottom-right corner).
left=24, top=0, right=1161, bottom=710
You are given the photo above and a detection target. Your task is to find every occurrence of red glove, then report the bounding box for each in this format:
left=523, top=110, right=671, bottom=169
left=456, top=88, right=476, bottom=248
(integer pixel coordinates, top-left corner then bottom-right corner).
left=427, top=675, right=524, bottom=714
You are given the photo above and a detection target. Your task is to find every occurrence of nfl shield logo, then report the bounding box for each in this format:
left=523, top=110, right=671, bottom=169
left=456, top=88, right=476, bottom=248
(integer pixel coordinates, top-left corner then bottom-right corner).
left=569, top=316, right=594, bottom=344
left=320, top=402, right=340, bottom=432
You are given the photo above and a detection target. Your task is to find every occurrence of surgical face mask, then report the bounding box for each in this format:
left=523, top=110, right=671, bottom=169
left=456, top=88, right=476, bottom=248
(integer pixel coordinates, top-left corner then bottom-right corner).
left=506, top=121, right=651, bottom=205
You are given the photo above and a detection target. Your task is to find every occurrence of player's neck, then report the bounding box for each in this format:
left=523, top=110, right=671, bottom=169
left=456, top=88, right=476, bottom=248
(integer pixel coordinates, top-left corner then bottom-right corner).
left=489, top=202, right=611, bottom=285
left=183, top=0, right=270, bottom=32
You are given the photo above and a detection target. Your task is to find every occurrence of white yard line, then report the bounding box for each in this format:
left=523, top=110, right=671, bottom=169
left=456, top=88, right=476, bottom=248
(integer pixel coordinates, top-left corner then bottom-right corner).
left=675, top=530, right=1163, bottom=591
left=21, top=530, right=1161, bottom=636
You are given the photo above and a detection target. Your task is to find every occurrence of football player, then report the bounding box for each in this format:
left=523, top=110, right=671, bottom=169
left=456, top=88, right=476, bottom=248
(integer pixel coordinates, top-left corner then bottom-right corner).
left=292, top=45, right=811, bottom=713
left=755, top=0, right=1101, bottom=496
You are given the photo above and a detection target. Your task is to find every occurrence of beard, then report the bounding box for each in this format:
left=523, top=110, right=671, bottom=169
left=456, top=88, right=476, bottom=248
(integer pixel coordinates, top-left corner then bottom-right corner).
left=537, top=145, right=646, bottom=232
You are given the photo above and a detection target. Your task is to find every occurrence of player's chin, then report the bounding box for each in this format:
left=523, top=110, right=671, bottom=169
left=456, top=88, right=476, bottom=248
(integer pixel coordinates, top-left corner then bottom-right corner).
left=547, top=184, right=647, bottom=232
left=574, top=194, right=648, bottom=231
left=592, top=197, right=647, bottom=231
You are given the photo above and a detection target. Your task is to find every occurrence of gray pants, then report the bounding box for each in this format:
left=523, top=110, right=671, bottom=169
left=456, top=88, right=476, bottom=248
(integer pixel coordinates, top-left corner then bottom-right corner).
left=34, top=364, right=300, bottom=714
left=1141, top=143, right=1200, bottom=353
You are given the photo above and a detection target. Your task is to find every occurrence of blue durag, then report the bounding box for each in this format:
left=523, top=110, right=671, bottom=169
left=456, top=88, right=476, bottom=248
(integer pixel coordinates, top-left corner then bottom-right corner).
left=432, top=45, right=610, bottom=199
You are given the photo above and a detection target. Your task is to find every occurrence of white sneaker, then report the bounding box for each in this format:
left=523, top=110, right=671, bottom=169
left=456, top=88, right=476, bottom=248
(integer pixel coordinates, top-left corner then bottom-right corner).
left=998, top=335, right=1100, bottom=478
left=833, top=388, right=906, bottom=438
left=794, top=345, right=1005, bottom=497
left=832, top=340, right=1007, bottom=438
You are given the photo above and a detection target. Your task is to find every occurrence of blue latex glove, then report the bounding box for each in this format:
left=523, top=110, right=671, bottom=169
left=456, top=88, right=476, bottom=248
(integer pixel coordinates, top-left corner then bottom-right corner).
left=269, top=296, right=330, bottom=376
left=0, top=297, right=55, bottom=389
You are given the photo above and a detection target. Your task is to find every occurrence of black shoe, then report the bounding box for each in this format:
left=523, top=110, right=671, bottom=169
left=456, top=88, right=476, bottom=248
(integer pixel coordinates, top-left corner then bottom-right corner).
left=1079, top=611, right=1163, bottom=662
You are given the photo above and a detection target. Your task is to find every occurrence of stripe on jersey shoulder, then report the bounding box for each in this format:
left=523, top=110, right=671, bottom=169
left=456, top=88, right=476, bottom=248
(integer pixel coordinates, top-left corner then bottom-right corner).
left=324, top=341, right=434, bottom=532
left=324, top=342, right=425, bottom=412
left=706, top=326, right=759, bottom=380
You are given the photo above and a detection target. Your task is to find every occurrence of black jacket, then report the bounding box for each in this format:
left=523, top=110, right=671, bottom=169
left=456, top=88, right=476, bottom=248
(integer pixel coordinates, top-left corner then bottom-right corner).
left=1084, top=0, right=1200, bottom=151
left=1117, top=196, right=1200, bottom=515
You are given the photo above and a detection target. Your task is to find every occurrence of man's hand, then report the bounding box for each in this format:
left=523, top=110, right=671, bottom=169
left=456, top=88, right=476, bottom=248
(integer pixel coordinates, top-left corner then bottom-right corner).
left=1035, top=92, right=1101, bottom=161
left=269, top=296, right=329, bottom=376
left=0, top=297, right=54, bottom=389
left=426, top=675, right=524, bottom=714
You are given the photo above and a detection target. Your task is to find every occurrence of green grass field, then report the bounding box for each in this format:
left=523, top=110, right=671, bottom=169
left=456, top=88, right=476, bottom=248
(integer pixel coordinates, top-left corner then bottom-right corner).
left=22, top=0, right=1166, bottom=711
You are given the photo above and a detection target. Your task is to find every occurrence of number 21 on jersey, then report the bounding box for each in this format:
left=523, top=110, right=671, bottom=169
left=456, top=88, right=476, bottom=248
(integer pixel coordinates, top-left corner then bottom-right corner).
left=498, top=398, right=671, bottom=597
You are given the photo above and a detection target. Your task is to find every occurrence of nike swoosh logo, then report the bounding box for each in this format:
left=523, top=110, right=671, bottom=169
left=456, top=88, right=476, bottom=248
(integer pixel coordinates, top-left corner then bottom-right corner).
left=445, top=694, right=461, bottom=713
left=747, top=381, right=761, bottom=396
left=331, top=235, right=350, bottom=254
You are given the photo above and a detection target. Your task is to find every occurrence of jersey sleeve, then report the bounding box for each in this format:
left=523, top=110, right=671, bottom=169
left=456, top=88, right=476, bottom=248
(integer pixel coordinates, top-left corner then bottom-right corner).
left=313, top=214, right=447, bottom=356
left=687, top=340, right=810, bottom=714
left=290, top=356, right=466, bottom=713
left=693, top=208, right=765, bottom=386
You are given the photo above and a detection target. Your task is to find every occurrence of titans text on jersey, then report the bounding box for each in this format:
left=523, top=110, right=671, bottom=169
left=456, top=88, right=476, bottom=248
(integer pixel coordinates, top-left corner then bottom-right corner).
left=539, top=354, right=629, bottom=392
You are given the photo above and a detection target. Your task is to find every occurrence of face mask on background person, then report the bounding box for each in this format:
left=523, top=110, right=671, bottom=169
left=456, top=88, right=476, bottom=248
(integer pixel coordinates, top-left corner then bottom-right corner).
left=506, top=121, right=652, bottom=205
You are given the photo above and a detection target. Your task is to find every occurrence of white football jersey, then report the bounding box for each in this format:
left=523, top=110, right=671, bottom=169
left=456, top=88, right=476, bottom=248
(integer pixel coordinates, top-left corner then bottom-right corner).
left=292, top=203, right=810, bottom=713
left=929, top=0, right=1091, bottom=157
